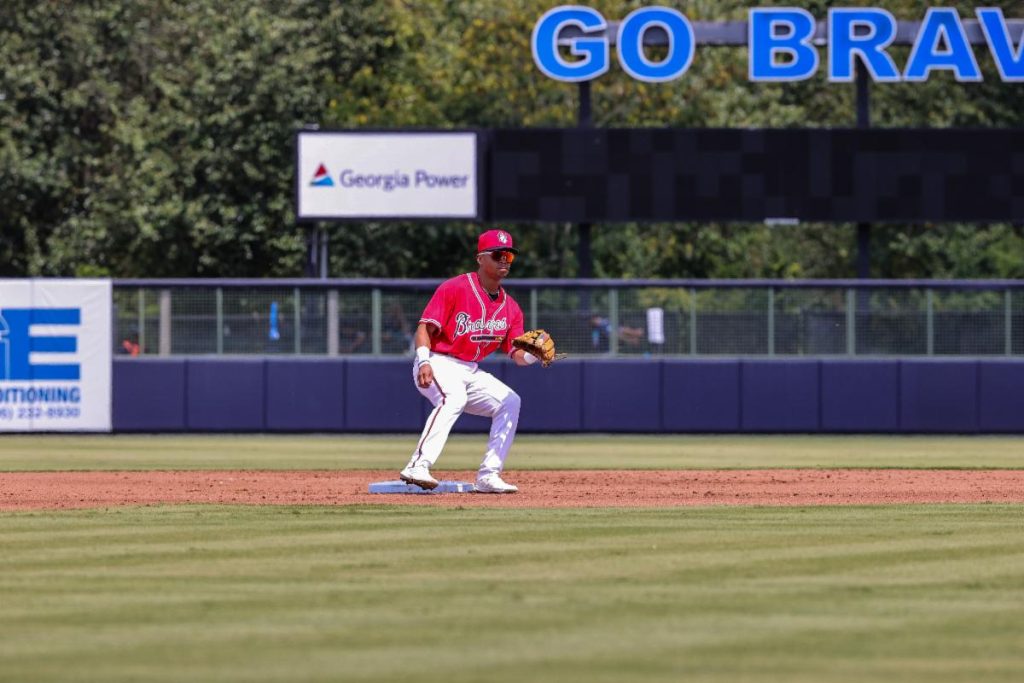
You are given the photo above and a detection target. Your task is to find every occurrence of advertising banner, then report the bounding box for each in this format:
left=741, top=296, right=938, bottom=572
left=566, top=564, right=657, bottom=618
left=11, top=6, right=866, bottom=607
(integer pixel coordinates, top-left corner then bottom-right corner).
left=532, top=6, right=1024, bottom=83
left=296, top=131, right=479, bottom=220
left=0, top=279, right=112, bottom=432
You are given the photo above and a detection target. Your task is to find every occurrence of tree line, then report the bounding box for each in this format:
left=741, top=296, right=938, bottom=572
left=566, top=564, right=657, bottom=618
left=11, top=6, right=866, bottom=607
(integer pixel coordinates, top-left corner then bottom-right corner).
left=2, top=0, right=1022, bottom=280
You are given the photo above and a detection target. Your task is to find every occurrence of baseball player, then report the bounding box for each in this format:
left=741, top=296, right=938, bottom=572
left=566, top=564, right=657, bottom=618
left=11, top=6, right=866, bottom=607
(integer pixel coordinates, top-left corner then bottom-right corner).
left=399, top=229, right=537, bottom=493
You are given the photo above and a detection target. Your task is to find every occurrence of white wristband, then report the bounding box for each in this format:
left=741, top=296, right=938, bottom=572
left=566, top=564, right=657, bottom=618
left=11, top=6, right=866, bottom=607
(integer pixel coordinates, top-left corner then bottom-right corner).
left=416, top=346, right=431, bottom=364
left=522, top=351, right=538, bottom=365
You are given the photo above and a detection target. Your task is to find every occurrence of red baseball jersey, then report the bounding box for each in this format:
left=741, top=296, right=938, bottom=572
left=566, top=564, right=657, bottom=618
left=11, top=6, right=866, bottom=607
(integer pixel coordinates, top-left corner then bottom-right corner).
left=419, top=273, right=525, bottom=362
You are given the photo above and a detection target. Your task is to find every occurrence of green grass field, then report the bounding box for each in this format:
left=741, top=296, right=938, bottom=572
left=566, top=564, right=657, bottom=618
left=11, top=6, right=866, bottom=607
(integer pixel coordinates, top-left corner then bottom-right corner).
left=2, top=434, right=1024, bottom=470
left=2, top=435, right=1024, bottom=682
left=2, top=505, right=1024, bottom=683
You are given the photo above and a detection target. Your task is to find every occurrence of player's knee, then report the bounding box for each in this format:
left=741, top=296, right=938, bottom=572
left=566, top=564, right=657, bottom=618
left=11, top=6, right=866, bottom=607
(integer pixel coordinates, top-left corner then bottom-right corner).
left=503, top=390, right=521, bottom=414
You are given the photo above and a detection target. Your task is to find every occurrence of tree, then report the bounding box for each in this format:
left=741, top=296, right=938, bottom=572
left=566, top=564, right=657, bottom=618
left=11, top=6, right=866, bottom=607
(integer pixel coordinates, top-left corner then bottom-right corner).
left=324, top=0, right=1024, bottom=280
left=0, top=0, right=397, bottom=276
left=2, top=0, right=1021, bottom=279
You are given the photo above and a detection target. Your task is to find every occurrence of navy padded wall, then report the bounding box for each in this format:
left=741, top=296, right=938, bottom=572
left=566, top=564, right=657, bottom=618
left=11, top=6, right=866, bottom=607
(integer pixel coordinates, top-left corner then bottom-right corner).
left=900, top=360, right=978, bottom=433
left=741, top=361, right=820, bottom=432
left=112, top=359, right=187, bottom=431
left=820, top=361, right=900, bottom=432
left=582, top=361, right=661, bottom=431
left=661, top=360, right=740, bottom=431
left=504, top=359, right=584, bottom=432
left=186, top=359, right=265, bottom=431
left=265, top=359, right=345, bottom=431
left=111, top=358, right=1024, bottom=434
left=346, top=360, right=425, bottom=431
left=977, top=361, right=1024, bottom=432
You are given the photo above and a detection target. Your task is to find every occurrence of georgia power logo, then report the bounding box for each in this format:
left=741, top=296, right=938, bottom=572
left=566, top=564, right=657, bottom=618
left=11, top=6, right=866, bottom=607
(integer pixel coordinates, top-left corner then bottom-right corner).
left=498, top=231, right=509, bottom=244
left=309, top=165, right=470, bottom=191
left=310, top=164, right=334, bottom=187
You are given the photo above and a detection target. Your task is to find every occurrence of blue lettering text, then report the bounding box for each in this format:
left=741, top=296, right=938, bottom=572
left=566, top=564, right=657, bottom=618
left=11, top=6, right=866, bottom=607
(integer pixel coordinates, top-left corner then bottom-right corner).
left=617, top=7, right=695, bottom=83
left=904, top=8, right=982, bottom=82
left=749, top=8, right=819, bottom=82
left=531, top=6, right=609, bottom=82
left=828, top=8, right=901, bottom=82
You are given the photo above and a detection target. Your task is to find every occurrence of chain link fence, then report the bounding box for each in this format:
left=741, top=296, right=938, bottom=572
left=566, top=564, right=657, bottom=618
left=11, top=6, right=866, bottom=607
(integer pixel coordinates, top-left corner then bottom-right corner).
left=112, top=279, right=1024, bottom=359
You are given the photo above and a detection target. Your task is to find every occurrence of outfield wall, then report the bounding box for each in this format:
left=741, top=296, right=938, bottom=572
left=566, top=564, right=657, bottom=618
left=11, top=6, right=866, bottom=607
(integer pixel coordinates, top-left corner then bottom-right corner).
left=112, top=358, right=1024, bottom=434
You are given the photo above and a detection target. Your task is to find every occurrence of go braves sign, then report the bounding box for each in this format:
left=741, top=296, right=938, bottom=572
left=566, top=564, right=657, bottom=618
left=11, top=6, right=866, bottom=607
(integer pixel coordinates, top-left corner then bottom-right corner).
left=533, top=6, right=1024, bottom=83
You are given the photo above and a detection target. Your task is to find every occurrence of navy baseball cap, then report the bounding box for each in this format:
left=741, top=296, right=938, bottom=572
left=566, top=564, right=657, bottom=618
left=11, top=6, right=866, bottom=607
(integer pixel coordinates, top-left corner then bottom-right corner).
left=478, top=229, right=518, bottom=254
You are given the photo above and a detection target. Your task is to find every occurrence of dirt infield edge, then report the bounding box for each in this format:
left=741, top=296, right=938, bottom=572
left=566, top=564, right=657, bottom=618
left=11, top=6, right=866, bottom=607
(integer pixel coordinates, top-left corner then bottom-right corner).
left=3, top=469, right=1024, bottom=510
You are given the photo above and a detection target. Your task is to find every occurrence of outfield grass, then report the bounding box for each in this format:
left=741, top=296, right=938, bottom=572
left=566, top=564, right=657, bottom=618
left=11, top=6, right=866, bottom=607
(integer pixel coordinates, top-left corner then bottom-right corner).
left=1, top=505, right=1023, bottom=683
left=2, top=434, right=1024, bottom=470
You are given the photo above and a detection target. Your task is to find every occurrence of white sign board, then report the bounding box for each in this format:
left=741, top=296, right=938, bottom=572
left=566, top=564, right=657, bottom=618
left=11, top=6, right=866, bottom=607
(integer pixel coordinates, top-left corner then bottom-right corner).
left=297, top=132, right=479, bottom=219
left=646, top=307, right=665, bottom=345
left=0, top=279, right=112, bottom=432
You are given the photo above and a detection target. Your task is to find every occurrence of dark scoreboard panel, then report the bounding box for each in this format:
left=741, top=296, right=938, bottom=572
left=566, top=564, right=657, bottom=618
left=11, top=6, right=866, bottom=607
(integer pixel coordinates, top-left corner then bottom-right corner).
left=487, top=128, right=1024, bottom=223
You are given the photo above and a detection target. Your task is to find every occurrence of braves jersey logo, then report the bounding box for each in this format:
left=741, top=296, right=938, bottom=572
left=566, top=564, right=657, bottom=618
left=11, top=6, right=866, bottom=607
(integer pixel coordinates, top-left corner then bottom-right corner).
left=453, top=312, right=508, bottom=339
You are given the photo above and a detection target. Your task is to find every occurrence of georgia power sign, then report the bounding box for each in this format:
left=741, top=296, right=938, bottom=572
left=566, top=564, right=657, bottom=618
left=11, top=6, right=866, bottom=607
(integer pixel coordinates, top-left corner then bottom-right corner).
left=532, top=6, right=1023, bottom=83
left=0, top=279, right=112, bottom=432
left=296, top=132, right=478, bottom=220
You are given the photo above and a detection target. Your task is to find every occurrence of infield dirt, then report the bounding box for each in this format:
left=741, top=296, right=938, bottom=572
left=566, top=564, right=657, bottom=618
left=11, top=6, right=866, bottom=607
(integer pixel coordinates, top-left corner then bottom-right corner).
left=3, top=469, right=1024, bottom=510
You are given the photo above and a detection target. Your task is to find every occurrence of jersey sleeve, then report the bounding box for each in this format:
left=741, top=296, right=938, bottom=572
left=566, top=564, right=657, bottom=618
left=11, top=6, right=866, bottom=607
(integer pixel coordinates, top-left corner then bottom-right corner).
left=419, top=280, right=453, bottom=331
left=502, top=300, right=526, bottom=357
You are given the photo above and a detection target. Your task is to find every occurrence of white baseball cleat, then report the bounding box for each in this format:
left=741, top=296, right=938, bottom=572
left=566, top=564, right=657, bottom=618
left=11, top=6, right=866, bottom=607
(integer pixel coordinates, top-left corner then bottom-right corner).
left=474, top=474, right=518, bottom=494
left=400, top=464, right=439, bottom=490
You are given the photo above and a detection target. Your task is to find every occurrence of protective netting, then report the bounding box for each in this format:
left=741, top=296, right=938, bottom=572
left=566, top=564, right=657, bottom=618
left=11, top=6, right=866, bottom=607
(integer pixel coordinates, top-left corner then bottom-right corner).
left=112, top=285, right=1024, bottom=358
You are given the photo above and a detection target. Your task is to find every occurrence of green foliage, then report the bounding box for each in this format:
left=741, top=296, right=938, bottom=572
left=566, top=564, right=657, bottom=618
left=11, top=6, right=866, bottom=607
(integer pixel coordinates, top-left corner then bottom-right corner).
left=322, top=0, right=1024, bottom=279
left=0, top=0, right=395, bottom=276
left=2, top=0, right=1022, bottom=278
left=879, top=224, right=1024, bottom=279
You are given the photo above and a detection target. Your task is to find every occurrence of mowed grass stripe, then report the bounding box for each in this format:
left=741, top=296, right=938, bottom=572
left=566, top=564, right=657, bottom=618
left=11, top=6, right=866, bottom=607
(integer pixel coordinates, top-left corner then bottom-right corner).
left=3, top=434, right=1024, bottom=470
left=1, top=506, right=1023, bottom=683
left=2, top=508, right=1019, bottom=575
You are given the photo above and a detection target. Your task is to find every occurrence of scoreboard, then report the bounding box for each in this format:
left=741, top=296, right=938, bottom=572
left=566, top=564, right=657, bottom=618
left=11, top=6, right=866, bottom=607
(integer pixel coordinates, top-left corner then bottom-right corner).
left=487, top=128, right=1024, bottom=223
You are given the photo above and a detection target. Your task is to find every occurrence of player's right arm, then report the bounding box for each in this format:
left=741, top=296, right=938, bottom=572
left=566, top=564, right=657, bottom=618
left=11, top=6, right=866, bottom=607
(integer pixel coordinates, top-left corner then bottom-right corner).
left=415, top=322, right=439, bottom=388
left=416, top=280, right=454, bottom=388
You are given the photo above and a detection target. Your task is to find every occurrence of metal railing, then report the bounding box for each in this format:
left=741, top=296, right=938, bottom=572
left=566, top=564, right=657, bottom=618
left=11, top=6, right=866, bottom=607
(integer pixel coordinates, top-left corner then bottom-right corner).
left=112, top=279, right=1024, bottom=358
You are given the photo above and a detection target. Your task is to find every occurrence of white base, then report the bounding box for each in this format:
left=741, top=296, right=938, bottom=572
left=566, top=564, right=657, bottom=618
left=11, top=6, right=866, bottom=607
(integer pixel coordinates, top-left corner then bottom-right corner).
left=368, top=480, right=476, bottom=494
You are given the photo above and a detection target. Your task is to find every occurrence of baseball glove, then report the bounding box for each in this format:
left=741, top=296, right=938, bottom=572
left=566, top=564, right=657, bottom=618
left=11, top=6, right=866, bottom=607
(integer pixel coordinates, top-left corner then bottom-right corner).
left=512, top=329, right=566, bottom=367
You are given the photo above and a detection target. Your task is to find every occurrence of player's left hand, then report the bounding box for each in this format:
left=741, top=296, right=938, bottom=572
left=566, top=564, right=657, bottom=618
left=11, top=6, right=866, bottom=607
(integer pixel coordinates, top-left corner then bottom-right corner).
left=512, top=329, right=567, bottom=367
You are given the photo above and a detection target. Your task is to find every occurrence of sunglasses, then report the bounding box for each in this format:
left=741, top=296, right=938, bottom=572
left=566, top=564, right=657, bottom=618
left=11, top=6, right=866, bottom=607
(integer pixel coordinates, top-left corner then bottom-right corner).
left=486, top=250, right=516, bottom=264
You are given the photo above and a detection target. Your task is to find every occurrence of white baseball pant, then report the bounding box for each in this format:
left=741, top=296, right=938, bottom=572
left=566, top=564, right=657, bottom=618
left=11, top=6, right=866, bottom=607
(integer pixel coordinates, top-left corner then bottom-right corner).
left=407, top=352, right=521, bottom=477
